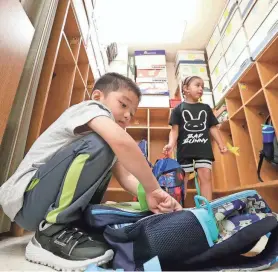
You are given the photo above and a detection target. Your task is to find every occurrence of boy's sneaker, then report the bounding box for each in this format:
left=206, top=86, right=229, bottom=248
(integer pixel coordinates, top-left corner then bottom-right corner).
left=25, top=221, right=114, bottom=271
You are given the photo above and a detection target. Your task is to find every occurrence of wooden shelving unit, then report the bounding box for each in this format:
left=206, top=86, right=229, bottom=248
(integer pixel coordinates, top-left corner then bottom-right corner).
left=26, top=0, right=95, bottom=151
left=212, top=35, right=278, bottom=211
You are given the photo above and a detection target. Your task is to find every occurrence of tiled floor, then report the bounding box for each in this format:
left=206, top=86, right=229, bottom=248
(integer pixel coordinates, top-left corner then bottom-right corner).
left=0, top=233, right=53, bottom=271
left=0, top=234, right=277, bottom=271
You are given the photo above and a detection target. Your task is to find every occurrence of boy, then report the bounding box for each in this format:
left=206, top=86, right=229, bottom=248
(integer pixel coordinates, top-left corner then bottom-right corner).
left=0, top=73, right=182, bottom=270
left=163, top=76, right=227, bottom=202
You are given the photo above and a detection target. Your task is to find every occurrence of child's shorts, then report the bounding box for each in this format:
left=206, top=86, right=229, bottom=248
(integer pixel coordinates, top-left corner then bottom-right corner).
left=179, top=158, right=212, bottom=173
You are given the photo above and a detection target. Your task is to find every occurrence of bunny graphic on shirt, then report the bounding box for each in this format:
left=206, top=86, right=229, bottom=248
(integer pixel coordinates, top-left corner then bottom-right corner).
left=182, top=110, right=207, bottom=132
left=181, top=110, right=209, bottom=145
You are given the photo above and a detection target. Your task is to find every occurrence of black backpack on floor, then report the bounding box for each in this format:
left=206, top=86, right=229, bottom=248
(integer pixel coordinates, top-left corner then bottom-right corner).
left=85, top=190, right=278, bottom=271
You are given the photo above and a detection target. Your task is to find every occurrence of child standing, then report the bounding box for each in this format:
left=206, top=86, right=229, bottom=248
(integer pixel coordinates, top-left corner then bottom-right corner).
left=163, top=76, right=227, bottom=202
left=0, top=73, right=182, bottom=271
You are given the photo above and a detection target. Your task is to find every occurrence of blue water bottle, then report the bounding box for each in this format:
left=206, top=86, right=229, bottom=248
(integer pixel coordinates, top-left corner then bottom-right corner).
left=262, top=125, right=275, bottom=143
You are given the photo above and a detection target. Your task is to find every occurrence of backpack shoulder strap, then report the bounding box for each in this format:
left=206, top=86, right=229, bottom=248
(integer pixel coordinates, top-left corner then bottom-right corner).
left=257, top=152, right=265, bottom=182
left=258, top=115, right=272, bottom=183
left=265, top=115, right=272, bottom=125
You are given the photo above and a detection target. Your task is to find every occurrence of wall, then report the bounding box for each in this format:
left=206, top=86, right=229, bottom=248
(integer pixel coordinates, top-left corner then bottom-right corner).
left=166, top=61, right=178, bottom=98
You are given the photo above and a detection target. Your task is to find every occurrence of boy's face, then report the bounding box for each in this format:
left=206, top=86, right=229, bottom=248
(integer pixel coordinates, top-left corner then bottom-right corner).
left=93, top=88, right=139, bottom=129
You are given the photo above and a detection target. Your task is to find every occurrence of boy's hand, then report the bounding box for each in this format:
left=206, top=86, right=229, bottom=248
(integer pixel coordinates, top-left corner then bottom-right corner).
left=146, top=188, right=182, bottom=214
left=162, top=144, right=174, bottom=157
left=219, top=145, right=228, bottom=154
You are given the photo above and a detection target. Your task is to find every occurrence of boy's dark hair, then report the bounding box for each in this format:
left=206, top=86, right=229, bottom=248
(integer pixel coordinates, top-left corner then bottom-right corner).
left=183, top=76, right=202, bottom=87
left=93, top=72, right=141, bottom=101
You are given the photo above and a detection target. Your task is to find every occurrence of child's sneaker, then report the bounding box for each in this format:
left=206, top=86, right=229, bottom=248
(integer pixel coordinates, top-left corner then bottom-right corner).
left=25, top=221, right=114, bottom=271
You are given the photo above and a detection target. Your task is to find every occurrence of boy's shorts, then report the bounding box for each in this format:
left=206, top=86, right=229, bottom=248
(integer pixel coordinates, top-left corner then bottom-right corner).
left=179, top=158, right=212, bottom=173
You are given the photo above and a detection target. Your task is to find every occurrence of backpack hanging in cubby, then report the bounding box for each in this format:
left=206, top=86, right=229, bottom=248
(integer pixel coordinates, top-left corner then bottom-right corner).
left=258, top=115, right=278, bottom=182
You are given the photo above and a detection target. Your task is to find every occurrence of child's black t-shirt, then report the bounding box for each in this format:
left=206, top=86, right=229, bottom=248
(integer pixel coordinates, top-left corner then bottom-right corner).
left=169, top=102, right=219, bottom=162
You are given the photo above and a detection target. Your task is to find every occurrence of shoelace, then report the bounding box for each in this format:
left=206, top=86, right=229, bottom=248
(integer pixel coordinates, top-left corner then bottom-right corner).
left=57, top=227, right=91, bottom=245
left=55, top=227, right=94, bottom=256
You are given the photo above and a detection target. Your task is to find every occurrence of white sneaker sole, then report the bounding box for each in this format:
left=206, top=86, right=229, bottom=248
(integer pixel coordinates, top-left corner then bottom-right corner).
left=25, top=238, right=114, bottom=271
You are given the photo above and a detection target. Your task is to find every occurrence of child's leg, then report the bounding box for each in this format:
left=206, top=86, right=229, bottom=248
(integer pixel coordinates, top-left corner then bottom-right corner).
left=195, top=159, right=212, bottom=201
left=183, top=173, right=189, bottom=204
left=15, top=133, right=115, bottom=230
left=14, top=133, right=115, bottom=269
left=180, top=159, right=194, bottom=205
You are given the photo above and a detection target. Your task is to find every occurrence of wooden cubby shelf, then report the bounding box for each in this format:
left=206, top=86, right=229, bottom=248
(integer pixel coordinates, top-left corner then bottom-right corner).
left=213, top=34, right=278, bottom=211
left=71, top=68, right=85, bottom=106
left=126, top=127, right=148, bottom=143
left=226, top=84, right=243, bottom=117
left=256, top=36, right=278, bottom=87
left=78, top=41, right=90, bottom=81
left=63, top=4, right=81, bottom=62
left=238, top=64, right=262, bottom=104
left=149, top=108, right=171, bottom=128
left=264, top=74, right=278, bottom=136
left=230, top=106, right=245, bottom=120
left=27, top=0, right=94, bottom=144
left=129, top=108, right=148, bottom=127
left=149, top=128, right=169, bottom=164
left=41, top=34, right=76, bottom=132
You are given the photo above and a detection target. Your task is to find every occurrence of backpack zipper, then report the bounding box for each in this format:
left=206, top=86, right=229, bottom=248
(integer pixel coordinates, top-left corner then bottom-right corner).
left=209, top=190, right=258, bottom=209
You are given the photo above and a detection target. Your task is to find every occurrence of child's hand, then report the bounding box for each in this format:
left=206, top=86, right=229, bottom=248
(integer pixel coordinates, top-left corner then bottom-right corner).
left=162, top=144, right=173, bottom=157
left=219, top=145, right=228, bottom=154
left=146, top=188, right=182, bottom=214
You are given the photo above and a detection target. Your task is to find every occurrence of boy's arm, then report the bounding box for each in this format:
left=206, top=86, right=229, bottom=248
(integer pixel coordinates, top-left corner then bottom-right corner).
left=88, top=116, right=160, bottom=194
left=112, top=161, right=139, bottom=196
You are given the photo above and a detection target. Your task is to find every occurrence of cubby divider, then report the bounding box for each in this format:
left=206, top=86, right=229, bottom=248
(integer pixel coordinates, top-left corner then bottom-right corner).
left=225, top=85, right=243, bottom=117
left=84, top=89, right=89, bottom=100
left=212, top=139, right=225, bottom=190
left=70, top=68, right=86, bottom=106
left=86, top=69, right=95, bottom=98
left=264, top=75, right=278, bottom=135
left=149, top=128, right=170, bottom=165
left=41, top=64, right=76, bottom=133
left=229, top=118, right=258, bottom=186
left=256, top=37, right=278, bottom=87
left=221, top=130, right=240, bottom=190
